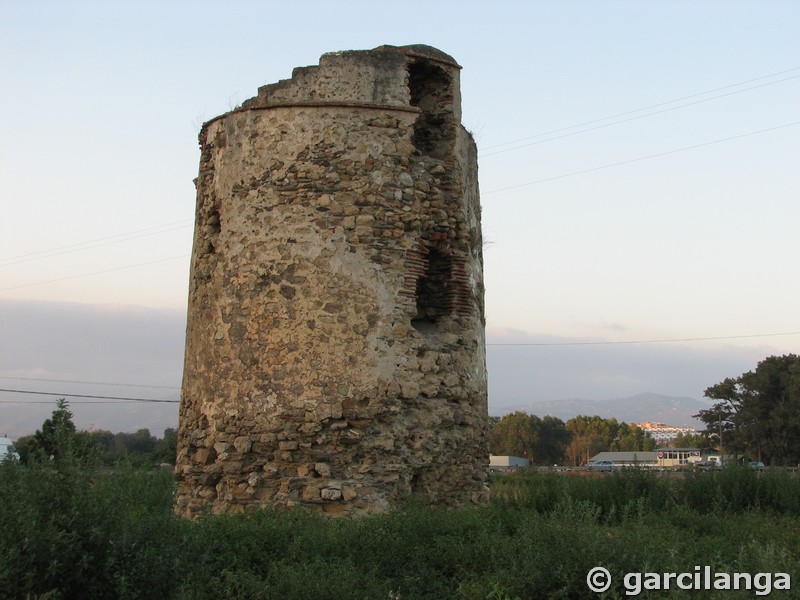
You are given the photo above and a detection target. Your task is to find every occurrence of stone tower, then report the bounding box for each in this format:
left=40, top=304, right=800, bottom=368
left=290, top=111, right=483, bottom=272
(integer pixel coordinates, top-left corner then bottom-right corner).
left=175, top=44, right=488, bottom=517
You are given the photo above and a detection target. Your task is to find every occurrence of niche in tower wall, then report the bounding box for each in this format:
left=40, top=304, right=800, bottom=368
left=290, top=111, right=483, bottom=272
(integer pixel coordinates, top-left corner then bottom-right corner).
left=413, top=244, right=451, bottom=327
left=408, top=59, right=455, bottom=159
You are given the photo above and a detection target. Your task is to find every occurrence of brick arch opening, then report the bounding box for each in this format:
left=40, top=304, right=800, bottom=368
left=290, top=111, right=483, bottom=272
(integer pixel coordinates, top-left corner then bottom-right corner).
left=413, top=245, right=451, bottom=327
left=405, top=237, right=472, bottom=335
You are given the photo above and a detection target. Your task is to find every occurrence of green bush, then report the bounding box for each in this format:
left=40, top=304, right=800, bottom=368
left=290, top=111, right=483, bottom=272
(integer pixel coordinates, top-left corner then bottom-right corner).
left=2, top=463, right=799, bottom=599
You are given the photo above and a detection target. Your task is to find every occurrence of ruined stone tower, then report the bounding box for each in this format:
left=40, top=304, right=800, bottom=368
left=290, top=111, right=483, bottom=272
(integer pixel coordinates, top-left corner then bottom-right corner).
left=175, top=44, right=488, bottom=517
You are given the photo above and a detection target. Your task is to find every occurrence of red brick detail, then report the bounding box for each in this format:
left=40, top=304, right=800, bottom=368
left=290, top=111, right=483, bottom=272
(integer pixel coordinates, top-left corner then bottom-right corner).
left=400, top=238, right=429, bottom=302
left=400, top=236, right=471, bottom=318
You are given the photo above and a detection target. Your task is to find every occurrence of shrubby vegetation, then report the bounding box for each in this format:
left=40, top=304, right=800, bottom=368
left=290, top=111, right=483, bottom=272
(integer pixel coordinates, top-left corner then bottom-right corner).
left=492, top=467, right=800, bottom=518
left=2, top=449, right=799, bottom=598
left=13, top=399, right=176, bottom=467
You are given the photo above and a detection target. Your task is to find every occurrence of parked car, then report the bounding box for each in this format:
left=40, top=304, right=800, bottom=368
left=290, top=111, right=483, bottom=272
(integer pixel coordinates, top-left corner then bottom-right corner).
left=748, top=461, right=766, bottom=470
left=694, top=460, right=719, bottom=469
left=586, top=460, right=615, bottom=472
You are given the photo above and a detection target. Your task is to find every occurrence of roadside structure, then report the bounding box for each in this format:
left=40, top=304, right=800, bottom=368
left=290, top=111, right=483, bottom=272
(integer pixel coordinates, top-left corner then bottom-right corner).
left=489, top=455, right=530, bottom=471
left=588, top=448, right=718, bottom=468
left=588, top=451, right=658, bottom=468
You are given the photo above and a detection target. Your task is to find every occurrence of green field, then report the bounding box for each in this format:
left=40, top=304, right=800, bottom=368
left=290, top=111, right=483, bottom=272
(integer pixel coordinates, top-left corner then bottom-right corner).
left=1, top=461, right=798, bottom=599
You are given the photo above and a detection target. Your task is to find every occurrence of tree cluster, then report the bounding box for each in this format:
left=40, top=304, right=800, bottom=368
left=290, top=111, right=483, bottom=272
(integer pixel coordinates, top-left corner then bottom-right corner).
left=488, top=412, right=655, bottom=465
left=669, top=431, right=708, bottom=449
left=564, top=415, right=655, bottom=466
left=13, top=399, right=177, bottom=466
left=695, top=354, right=800, bottom=466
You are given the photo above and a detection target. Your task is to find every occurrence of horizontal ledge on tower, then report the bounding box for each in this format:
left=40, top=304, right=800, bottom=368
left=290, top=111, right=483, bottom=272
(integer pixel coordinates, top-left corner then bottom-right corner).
left=202, top=102, right=422, bottom=130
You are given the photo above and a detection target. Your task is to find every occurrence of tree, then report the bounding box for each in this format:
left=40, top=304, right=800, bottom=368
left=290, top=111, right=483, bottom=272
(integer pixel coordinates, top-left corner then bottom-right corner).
left=565, top=433, right=606, bottom=466
left=534, top=415, right=572, bottom=464
left=695, top=354, right=800, bottom=465
left=111, top=428, right=157, bottom=455
left=699, top=377, right=741, bottom=453
left=564, top=416, right=655, bottom=465
left=153, top=428, right=178, bottom=464
left=489, top=412, right=537, bottom=460
left=488, top=412, right=571, bottom=464
left=612, top=422, right=656, bottom=452
left=87, top=428, right=173, bottom=465
left=17, top=404, right=175, bottom=466
left=670, top=432, right=708, bottom=449
left=27, top=399, right=97, bottom=464
left=12, top=434, right=35, bottom=465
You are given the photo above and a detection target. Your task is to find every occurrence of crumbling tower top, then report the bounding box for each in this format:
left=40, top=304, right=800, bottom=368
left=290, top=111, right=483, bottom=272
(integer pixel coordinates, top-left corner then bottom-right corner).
left=232, top=44, right=460, bottom=113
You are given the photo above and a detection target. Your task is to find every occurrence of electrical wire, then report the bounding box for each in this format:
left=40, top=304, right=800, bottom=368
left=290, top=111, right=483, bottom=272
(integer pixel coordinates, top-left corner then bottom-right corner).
left=0, top=388, right=179, bottom=403
left=0, top=220, right=192, bottom=265
left=480, top=66, right=800, bottom=153
left=487, top=330, right=800, bottom=347
left=481, top=74, right=800, bottom=157
left=0, top=376, right=179, bottom=389
left=0, top=224, right=192, bottom=267
left=483, top=120, right=800, bottom=195
left=0, top=254, right=190, bottom=292
left=0, top=400, right=158, bottom=405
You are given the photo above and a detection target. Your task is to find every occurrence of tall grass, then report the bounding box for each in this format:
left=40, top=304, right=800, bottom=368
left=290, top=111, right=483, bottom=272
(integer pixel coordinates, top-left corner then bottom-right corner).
left=1, top=459, right=798, bottom=600
left=492, top=467, right=800, bottom=518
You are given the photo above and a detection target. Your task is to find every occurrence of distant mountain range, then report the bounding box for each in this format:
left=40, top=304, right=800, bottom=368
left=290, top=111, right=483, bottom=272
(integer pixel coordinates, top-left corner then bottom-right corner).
left=498, top=393, right=713, bottom=428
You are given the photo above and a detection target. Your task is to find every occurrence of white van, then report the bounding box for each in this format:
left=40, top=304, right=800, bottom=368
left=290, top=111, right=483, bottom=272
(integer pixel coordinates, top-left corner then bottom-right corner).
left=0, top=436, right=19, bottom=460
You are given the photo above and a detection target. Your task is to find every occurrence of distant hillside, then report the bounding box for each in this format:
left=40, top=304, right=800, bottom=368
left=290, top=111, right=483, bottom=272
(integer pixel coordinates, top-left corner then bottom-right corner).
left=499, top=393, right=712, bottom=428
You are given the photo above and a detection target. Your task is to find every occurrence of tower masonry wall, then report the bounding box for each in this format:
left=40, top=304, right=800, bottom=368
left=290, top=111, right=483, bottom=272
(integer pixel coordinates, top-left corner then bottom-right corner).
left=175, top=45, right=488, bottom=517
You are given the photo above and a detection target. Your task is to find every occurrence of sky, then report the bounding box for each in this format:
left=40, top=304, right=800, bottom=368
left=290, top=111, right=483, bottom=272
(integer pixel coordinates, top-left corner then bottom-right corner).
left=1, top=1, right=798, bottom=437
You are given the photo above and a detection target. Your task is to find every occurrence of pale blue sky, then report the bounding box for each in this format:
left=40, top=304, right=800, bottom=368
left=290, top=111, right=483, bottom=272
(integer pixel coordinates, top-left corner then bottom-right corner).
left=1, top=1, right=799, bottom=432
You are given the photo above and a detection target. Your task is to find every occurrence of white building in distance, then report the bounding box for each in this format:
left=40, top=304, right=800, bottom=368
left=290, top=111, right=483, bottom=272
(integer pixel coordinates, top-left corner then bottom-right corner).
left=637, top=422, right=697, bottom=446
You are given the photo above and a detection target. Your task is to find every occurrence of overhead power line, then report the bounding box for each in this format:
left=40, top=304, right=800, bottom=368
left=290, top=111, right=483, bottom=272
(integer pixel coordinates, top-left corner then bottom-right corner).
left=0, top=254, right=190, bottom=292
left=481, top=74, right=800, bottom=157
left=0, top=219, right=192, bottom=265
left=0, top=376, right=179, bottom=389
left=483, top=120, right=800, bottom=195
left=487, top=330, right=800, bottom=347
left=0, top=223, right=192, bottom=267
left=0, top=388, right=180, bottom=403
left=0, top=400, right=156, bottom=405
left=480, top=66, right=800, bottom=154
